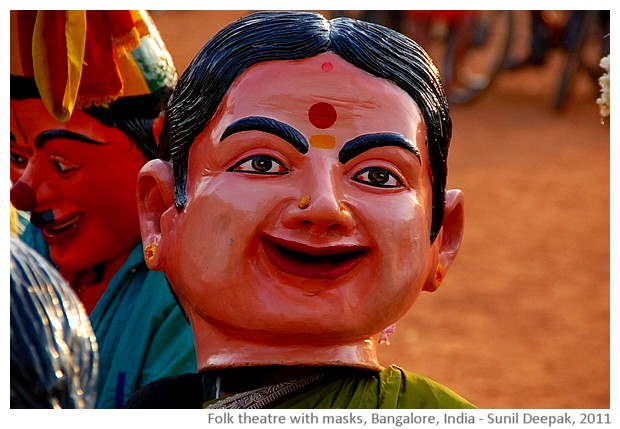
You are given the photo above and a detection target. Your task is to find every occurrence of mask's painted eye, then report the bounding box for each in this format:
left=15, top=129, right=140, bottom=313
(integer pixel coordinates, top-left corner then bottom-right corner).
left=10, top=152, right=28, bottom=167
left=228, top=155, right=289, bottom=175
left=51, top=158, right=79, bottom=175
left=352, top=167, right=403, bottom=188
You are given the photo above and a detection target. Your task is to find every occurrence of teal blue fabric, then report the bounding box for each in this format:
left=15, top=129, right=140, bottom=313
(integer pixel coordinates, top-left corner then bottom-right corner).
left=20, top=224, right=197, bottom=408
left=18, top=216, right=51, bottom=261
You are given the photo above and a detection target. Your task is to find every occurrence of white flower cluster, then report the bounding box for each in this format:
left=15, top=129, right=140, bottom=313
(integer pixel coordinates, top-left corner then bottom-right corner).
left=597, top=54, right=610, bottom=119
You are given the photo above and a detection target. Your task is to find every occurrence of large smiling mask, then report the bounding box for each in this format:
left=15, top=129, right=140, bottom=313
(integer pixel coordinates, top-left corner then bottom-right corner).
left=138, top=11, right=464, bottom=371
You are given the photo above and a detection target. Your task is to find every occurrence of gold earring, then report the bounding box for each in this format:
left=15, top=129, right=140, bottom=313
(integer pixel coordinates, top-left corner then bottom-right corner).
left=144, top=242, right=157, bottom=263
left=435, top=263, right=445, bottom=289
left=298, top=195, right=311, bottom=210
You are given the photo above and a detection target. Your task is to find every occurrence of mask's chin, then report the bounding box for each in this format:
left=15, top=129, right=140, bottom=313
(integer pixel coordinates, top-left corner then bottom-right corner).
left=189, top=314, right=385, bottom=372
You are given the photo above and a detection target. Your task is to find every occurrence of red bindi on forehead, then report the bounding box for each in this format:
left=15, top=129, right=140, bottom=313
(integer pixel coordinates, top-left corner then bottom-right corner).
left=308, top=102, right=337, bottom=129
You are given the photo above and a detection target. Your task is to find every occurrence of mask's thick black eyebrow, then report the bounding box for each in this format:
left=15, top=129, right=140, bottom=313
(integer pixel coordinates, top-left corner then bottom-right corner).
left=338, top=132, right=420, bottom=165
left=34, top=129, right=108, bottom=149
left=220, top=116, right=309, bottom=154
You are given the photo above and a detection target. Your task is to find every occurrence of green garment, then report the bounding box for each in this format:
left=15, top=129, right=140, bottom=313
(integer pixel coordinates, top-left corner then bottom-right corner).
left=203, top=366, right=476, bottom=409
left=20, top=225, right=197, bottom=408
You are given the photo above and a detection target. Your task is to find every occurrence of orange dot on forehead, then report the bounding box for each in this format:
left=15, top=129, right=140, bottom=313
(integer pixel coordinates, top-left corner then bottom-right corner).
left=308, top=102, right=337, bottom=129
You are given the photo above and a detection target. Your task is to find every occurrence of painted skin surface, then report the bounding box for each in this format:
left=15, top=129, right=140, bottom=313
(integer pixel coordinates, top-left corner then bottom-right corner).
left=10, top=99, right=147, bottom=312
left=142, top=53, right=461, bottom=369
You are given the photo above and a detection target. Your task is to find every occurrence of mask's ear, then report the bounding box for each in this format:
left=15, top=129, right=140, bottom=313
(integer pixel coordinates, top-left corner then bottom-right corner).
left=136, top=159, right=176, bottom=271
left=423, top=189, right=465, bottom=292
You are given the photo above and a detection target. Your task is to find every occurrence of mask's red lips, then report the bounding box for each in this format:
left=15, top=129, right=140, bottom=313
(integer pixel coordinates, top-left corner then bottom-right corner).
left=262, top=235, right=368, bottom=280
left=40, top=212, right=84, bottom=246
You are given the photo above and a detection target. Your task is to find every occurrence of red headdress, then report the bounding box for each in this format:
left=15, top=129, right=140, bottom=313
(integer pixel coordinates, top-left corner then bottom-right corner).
left=10, top=10, right=176, bottom=122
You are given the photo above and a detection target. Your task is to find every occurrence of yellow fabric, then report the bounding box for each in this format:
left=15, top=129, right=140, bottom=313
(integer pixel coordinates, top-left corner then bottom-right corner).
left=10, top=205, right=19, bottom=237
left=63, top=11, right=87, bottom=119
left=115, top=50, right=151, bottom=97
left=32, top=11, right=87, bottom=122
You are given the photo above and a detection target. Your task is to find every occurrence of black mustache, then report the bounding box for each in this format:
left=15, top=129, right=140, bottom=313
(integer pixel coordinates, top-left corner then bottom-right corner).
left=29, top=210, right=55, bottom=228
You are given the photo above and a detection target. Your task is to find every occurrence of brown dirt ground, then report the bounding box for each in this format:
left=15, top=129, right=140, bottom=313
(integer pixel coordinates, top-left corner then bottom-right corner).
left=151, top=11, right=610, bottom=409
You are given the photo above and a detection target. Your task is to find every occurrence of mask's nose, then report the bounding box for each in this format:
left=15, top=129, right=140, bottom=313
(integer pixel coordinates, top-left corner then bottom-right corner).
left=281, top=163, right=355, bottom=235
left=10, top=181, right=36, bottom=212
